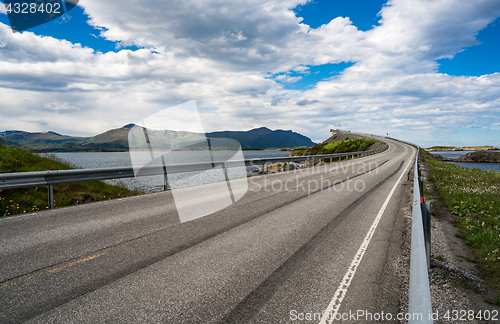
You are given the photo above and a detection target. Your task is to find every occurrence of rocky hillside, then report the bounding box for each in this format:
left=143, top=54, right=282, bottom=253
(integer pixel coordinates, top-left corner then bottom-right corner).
left=453, top=151, right=500, bottom=163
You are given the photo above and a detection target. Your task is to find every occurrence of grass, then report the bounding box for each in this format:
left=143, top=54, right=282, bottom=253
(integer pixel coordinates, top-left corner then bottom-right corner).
left=484, top=296, right=500, bottom=306
left=451, top=280, right=480, bottom=293
left=0, top=142, right=142, bottom=216
left=436, top=254, right=446, bottom=261
left=426, top=146, right=457, bottom=150
left=290, top=138, right=375, bottom=157
left=421, top=150, right=500, bottom=294
left=456, top=254, right=479, bottom=263
left=277, top=146, right=309, bottom=151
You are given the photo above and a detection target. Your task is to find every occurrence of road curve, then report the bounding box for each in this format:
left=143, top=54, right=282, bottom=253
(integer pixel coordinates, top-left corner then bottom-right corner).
left=0, top=138, right=416, bottom=323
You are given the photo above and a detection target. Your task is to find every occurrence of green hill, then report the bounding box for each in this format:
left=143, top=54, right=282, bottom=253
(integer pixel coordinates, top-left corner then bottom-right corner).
left=0, top=131, right=87, bottom=150
left=287, top=131, right=380, bottom=157
left=207, top=127, right=316, bottom=149
left=0, top=125, right=316, bottom=152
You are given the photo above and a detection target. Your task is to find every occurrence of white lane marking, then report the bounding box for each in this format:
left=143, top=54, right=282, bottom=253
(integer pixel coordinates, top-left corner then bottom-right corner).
left=319, top=147, right=415, bottom=324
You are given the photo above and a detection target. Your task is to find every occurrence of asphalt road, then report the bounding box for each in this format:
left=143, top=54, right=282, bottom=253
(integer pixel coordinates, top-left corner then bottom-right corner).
left=0, top=138, right=415, bottom=323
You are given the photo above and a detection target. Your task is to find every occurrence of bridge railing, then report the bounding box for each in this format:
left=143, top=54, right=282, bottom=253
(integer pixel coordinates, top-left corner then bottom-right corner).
left=0, top=145, right=388, bottom=208
left=384, top=139, right=433, bottom=322
left=409, top=149, right=433, bottom=324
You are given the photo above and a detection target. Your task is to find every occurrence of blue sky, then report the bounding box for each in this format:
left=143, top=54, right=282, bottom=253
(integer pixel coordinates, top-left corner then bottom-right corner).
left=294, top=0, right=386, bottom=31
left=0, top=0, right=499, bottom=147
left=437, top=17, right=500, bottom=76
left=0, top=5, right=141, bottom=53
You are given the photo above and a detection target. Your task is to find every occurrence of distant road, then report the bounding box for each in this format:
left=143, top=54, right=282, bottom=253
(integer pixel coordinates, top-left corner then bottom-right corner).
left=0, top=138, right=415, bottom=323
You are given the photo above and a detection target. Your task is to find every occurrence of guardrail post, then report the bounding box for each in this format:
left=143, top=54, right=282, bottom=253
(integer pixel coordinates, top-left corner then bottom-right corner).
left=419, top=176, right=424, bottom=200
left=48, top=185, right=54, bottom=209
left=223, top=165, right=230, bottom=181
left=161, top=156, right=170, bottom=191
left=422, top=201, right=431, bottom=269
left=262, top=163, right=266, bottom=174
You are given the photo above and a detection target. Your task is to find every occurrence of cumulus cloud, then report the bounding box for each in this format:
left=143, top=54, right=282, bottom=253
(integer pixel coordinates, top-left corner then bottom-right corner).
left=271, top=97, right=282, bottom=106
left=296, top=99, right=319, bottom=106
left=275, top=74, right=302, bottom=83
left=0, top=0, right=499, bottom=145
left=43, top=101, right=80, bottom=112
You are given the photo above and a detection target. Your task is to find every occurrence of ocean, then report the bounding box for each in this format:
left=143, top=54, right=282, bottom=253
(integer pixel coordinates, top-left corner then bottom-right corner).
left=40, top=150, right=292, bottom=193
left=429, top=151, right=500, bottom=172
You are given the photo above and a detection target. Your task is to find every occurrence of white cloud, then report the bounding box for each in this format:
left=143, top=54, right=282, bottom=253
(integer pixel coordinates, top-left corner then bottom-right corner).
left=43, top=101, right=80, bottom=112
left=0, top=0, right=499, bottom=145
left=296, top=99, right=319, bottom=106
left=275, top=74, right=302, bottom=83
left=219, top=30, right=247, bottom=42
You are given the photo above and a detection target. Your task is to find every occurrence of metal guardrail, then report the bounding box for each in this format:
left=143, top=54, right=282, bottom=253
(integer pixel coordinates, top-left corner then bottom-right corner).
left=0, top=145, right=388, bottom=208
left=409, top=150, right=433, bottom=324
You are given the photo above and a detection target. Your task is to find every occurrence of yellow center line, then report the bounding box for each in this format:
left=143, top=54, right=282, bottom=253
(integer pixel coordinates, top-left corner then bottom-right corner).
left=47, top=253, right=105, bottom=274
left=1, top=252, right=107, bottom=290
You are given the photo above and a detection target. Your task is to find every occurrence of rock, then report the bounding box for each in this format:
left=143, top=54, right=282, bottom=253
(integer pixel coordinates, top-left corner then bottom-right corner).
left=430, top=153, right=453, bottom=161
left=253, top=162, right=296, bottom=173
left=253, top=159, right=327, bottom=173
left=453, top=151, right=500, bottom=163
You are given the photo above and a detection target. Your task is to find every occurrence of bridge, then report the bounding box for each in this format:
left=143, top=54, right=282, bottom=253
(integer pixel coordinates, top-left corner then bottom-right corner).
left=0, top=137, right=429, bottom=323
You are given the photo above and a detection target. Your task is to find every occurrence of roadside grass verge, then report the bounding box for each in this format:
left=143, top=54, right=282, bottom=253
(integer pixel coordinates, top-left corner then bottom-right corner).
left=421, top=150, right=500, bottom=295
left=0, top=142, right=142, bottom=217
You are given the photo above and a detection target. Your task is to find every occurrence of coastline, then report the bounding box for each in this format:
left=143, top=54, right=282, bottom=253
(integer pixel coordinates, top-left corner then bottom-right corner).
left=426, top=146, right=500, bottom=152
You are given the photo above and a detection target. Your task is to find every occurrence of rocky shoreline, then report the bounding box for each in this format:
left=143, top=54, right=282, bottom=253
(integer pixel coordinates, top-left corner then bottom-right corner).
left=252, top=159, right=326, bottom=174
left=426, top=146, right=500, bottom=152
left=432, top=151, right=500, bottom=163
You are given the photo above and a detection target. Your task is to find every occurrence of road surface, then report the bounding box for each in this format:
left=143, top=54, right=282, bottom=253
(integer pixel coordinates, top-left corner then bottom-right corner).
left=0, top=138, right=415, bottom=323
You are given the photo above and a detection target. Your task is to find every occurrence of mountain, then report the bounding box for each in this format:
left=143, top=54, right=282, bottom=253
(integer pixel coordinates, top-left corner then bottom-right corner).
left=0, top=125, right=315, bottom=152
left=0, top=130, right=24, bottom=137
left=207, top=127, right=315, bottom=149
left=0, top=131, right=88, bottom=150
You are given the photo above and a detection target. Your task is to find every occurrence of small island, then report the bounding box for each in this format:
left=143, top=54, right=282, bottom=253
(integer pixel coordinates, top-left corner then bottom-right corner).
left=453, top=151, right=500, bottom=163
left=426, top=145, right=500, bottom=152
left=429, top=150, right=500, bottom=163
